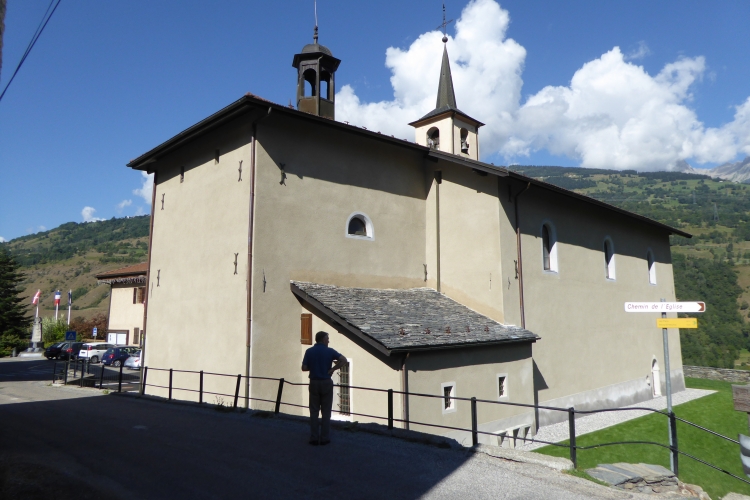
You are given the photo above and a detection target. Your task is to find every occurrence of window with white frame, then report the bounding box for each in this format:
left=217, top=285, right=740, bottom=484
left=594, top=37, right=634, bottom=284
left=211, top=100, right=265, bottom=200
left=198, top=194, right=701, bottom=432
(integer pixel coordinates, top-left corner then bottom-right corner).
left=541, top=223, right=558, bottom=273
left=497, top=373, right=508, bottom=400
left=441, top=382, right=456, bottom=413
left=345, top=212, right=374, bottom=241
left=337, top=360, right=351, bottom=416
left=647, top=250, right=657, bottom=285
left=604, top=238, right=616, bottom=280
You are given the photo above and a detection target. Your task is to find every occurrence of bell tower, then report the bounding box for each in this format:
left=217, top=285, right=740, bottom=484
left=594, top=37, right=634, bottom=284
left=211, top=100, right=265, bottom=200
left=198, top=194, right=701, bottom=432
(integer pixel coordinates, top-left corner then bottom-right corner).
left=409, top=12, right=483, bottom=159
left=292, top=26, right=341, bottom=119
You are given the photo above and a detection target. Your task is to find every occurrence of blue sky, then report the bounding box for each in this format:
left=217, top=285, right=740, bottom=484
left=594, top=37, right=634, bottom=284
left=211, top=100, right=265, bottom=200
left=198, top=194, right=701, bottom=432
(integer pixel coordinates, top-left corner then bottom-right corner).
left=1, top=0, right=749, bottom=242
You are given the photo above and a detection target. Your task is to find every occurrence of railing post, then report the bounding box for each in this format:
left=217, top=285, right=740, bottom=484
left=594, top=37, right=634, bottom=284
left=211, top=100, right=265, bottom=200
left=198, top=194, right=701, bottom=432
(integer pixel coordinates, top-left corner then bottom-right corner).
left=140, top=366, right=148, bottom=396
left=99, top=363, right=105, bottom=389
left=275, top=378, right=285, bottom=414
left=669, top=411, right=679, bottom=476
left=471, top=397, right=478, bottom=447
left=73, top=358, right=78, bottom=378
left=568, top=407, right=577, bottom=468
left=52, top=361, right=57, bottom=383
left=388, top=389, right=393, bottom=430
left=168, top=368, right=173, bottom=400
left=80, top=361, right=85, bottom=388
left=118, top=364, right=123, bottom=393
left=64, top=359, right=69, bottom=385
left=233, top=374, right=242, bottom=409
left=199, top=370, right=204, bottom=404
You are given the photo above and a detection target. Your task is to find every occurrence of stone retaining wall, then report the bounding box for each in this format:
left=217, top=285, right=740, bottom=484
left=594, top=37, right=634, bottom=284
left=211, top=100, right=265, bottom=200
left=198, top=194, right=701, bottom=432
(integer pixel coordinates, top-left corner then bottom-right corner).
left=684, top=365, right=750, bottom=384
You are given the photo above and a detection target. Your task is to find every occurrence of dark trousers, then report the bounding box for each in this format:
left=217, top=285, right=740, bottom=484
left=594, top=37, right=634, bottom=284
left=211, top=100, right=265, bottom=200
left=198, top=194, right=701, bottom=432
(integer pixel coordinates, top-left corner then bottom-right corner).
left=309, top=379, right=334, bottom=441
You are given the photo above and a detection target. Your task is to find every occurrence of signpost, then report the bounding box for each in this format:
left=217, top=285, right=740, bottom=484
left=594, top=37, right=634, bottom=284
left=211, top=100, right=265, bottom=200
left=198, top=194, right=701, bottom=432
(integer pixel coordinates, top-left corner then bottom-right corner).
left=65, top=331, right=76, bottom=341
left=625, top=299, right=705, bottom=475
left=92, top=327, right=98, bottom=338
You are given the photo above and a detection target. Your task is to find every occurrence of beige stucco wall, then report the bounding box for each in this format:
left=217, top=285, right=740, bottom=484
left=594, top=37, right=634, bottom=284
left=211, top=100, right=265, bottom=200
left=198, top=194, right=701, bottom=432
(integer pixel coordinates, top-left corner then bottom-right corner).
left=107, top=283, right=145, bottom=343
left=499, top=181, right=683, bottom=424
left=144, top=117, right=252, bottom=400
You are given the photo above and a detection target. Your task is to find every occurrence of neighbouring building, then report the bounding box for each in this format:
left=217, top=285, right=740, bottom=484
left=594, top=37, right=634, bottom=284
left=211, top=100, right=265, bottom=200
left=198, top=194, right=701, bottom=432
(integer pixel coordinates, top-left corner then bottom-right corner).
left=126, top=28, right=689, bottom=445
left=96, top=263, right=147, bottom=346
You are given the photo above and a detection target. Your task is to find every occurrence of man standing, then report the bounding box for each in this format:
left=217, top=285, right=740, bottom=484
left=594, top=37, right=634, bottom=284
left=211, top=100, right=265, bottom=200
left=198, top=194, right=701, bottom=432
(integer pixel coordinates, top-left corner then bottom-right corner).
left=301, top=331, right=348, bottom=445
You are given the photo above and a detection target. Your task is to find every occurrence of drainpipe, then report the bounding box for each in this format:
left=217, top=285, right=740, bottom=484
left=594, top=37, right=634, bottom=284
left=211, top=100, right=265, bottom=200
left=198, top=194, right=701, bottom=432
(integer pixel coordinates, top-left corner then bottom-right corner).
left=401, top=353, right=410, bottom=430
left=245, top=107, right=272, bottom=408
left=140, top=170, right=158, bottom=381
left=513, top=181, right=531, bottom=329
left=435, top=171, right=442, bottom=292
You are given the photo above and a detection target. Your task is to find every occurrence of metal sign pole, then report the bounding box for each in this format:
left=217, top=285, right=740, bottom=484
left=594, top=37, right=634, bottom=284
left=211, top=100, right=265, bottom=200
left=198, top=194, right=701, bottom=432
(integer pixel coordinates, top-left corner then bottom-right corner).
left=661, top=298, right=675, bottom=473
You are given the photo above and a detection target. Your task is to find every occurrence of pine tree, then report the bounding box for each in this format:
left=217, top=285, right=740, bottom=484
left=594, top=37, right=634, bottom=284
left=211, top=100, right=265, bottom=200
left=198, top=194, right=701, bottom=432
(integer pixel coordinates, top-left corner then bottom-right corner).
left=0, top=247, right=31, bottom=355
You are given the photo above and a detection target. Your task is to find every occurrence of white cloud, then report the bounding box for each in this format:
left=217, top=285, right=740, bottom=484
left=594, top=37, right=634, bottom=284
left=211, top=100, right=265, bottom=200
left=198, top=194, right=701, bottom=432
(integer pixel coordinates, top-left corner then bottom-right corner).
left=37, top=225, right=46, bottom=232
left=116, top=199, right=133, bottom=213
left=133, top=172, right=154, bottom=204
left=0, top=236, right=6, bottom=243
left=337, top=0, right=750, bottom=171
left=625, top=41, right=651, bottom=61
left=81, top=206, right=105, bottom=223
left=134, top=206, right=145, bottom=216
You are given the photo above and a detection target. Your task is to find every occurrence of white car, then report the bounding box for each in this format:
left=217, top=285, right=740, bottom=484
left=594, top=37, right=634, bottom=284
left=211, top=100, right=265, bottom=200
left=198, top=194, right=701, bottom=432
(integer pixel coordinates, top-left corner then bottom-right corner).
left=78, top=343, right=113, bottom=364
left=124, top=350, right=141, bottom=370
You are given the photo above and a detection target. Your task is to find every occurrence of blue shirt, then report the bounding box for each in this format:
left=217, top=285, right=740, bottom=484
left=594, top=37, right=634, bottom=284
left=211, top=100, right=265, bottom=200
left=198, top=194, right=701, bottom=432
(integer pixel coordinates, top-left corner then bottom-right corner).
left=302, top=343, right=342, bottom=380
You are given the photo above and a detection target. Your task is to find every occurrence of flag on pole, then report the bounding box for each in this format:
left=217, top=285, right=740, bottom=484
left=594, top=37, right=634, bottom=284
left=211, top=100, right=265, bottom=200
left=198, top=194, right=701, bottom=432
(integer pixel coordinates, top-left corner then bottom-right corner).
left=32, top=290, right=41, bottom=305
left=68, top=290, right=72, bottom=305
left=54, top=291, right=61, bottom=306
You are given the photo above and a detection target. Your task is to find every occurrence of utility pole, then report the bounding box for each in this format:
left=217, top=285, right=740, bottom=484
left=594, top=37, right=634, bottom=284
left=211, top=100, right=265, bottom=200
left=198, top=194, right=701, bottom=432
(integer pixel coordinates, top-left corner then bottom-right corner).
left=714, top=203, right=719, bottom=223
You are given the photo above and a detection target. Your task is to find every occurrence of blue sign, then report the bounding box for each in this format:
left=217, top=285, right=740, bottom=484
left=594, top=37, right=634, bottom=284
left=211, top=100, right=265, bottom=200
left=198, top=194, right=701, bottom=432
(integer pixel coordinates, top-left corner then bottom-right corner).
left=65, top=331, right=76, bottom=341
left=92, top=327, right=98, bottom=337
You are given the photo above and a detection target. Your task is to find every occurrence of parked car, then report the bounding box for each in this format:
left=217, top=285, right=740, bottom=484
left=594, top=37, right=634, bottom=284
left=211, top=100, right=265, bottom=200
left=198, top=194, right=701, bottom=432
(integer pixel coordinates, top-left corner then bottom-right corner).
left=44, top=342, right=65, bottom=360
left=124, top=350, right=142, bottom=370
left=78, top=343, right=112, bottom=364
left=58, top=342, right=84, bottom=361
left=101, top=346, right=139, bottom=367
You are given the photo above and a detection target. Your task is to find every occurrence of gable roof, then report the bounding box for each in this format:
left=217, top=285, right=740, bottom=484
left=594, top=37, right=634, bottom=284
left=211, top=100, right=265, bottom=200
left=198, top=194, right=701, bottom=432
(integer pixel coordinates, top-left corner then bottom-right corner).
left=126, top=93, right=691, bottom=239
left=291, top=281, right=538, bottom=356
left=96, top=262, right=148, bottom=284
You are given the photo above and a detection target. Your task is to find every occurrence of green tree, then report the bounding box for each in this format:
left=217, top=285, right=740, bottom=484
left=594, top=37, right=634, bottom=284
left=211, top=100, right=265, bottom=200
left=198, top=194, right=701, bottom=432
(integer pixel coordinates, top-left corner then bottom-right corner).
left=0, top=247, right=32, bottom=356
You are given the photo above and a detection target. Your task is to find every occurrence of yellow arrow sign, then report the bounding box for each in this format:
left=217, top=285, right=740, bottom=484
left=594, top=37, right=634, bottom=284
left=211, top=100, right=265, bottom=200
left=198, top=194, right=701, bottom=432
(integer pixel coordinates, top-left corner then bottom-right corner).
left=657, top=318, right=698, bottom=329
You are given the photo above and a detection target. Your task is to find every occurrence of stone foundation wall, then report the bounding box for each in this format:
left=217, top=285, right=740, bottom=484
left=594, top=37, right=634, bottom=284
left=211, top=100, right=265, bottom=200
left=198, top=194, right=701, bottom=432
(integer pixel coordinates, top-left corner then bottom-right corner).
left=684, top=365, right=750, bottom=384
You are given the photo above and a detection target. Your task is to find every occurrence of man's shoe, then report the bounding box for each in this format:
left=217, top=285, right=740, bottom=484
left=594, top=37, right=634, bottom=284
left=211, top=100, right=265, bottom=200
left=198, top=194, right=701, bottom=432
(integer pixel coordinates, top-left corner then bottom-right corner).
left=309, top=439, right=319, bottom=446
left=320, top=439, right=331, bottom=446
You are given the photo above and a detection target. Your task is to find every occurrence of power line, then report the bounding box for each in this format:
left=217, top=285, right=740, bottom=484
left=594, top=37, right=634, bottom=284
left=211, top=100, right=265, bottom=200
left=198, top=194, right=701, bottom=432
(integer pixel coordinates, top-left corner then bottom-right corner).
left=0, top=0, right=62, bottom=104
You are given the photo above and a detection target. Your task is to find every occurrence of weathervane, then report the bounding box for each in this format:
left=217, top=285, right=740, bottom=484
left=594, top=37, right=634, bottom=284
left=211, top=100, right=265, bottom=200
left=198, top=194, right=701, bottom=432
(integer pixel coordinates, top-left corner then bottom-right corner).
left=313, top=1, right=319, bottom=44
left=437, top=3, right=454, bottom=43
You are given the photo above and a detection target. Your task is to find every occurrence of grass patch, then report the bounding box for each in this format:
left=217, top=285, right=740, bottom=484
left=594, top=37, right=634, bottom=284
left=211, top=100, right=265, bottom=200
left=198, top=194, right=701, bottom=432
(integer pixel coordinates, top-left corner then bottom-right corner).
left=536, top=378, right=750, bottom=499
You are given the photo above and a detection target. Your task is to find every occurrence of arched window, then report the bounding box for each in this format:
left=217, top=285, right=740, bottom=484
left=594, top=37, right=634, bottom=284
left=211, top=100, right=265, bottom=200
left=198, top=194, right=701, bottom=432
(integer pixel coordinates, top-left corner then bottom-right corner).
left=427, top=127, right=440, bottom=150
left=647, top=250, right=656, bottom=285
left=604, top=238, right=616, bottom=280
left=460, top=128, right=469, bottom=154
left=541, top=223, right=558, bottom=273
left=303, top=69, right=317, bottom=97
left=346, top=213, right=374, bottom=240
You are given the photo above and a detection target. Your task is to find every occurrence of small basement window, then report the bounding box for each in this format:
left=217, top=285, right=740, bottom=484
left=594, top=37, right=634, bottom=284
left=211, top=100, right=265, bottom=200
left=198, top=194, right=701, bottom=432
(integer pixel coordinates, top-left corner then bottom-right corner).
left=346, top=213, right=374, bottom=240
left=497, top=374, right=508, bottom=399
left=441, top=382, right=456, bottom=413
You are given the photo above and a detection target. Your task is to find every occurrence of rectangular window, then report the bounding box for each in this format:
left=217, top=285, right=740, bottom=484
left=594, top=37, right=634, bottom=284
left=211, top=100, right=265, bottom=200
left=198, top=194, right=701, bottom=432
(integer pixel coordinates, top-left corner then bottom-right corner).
left=134, top=327, right=140, bottom=346
left=338, top=362, right=350, bottom=416
left=497, top=374, right=508, bottom=399
left=300, top=313, right=312, bottom=345
left=133, top=287, right=145, bottom=304
left=441, top=382, right=456, bottom=413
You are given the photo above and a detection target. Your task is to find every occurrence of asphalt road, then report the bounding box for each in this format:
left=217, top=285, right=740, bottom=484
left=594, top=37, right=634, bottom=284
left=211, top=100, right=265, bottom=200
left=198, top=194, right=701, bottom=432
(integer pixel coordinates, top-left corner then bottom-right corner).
left=0, top=358, right=652, bottom=500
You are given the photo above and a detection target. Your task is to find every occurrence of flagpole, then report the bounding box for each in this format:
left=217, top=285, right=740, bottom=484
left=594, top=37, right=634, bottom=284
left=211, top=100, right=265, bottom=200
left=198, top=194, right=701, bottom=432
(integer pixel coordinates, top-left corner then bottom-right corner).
left=67, top=289, right=71, bottom=325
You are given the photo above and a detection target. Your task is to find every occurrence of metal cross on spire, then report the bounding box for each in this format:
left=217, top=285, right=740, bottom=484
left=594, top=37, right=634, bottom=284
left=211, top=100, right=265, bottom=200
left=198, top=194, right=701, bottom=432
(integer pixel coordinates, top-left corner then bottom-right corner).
left=437, top=3, right=454, bottom=43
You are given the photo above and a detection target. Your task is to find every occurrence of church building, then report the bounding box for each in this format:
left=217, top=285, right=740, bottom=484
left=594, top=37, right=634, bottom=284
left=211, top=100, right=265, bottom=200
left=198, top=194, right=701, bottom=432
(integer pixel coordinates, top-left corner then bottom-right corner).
left=127, top=27, right=689, bottom=444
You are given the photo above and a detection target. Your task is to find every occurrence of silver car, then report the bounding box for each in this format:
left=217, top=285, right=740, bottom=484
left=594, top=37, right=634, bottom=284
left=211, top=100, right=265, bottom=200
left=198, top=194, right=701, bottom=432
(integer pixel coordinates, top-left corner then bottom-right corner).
left=124, top=350, right=142, bottom=370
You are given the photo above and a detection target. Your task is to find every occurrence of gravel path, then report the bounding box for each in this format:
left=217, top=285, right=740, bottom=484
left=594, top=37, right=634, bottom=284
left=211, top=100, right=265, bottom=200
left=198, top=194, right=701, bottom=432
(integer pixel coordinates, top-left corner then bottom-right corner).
left=520, top=388, right=715, bottom=451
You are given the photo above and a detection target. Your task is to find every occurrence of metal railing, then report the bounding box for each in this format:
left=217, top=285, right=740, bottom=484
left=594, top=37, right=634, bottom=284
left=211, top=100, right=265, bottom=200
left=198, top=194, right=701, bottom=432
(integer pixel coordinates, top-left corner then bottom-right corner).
left=52, top=359, right=142, bottom=393
left=80, top=363, right=750, bottom=489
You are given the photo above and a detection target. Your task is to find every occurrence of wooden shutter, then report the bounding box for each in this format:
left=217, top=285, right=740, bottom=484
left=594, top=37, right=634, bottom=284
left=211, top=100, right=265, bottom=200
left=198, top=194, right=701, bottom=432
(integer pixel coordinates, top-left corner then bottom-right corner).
left=300, top=314, right=312, bottom=345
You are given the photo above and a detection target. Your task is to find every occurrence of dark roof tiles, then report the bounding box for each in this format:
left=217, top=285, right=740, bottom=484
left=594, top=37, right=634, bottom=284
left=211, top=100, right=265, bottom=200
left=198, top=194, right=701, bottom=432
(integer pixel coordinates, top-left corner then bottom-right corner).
left=291, top=281, right=538, bottom=353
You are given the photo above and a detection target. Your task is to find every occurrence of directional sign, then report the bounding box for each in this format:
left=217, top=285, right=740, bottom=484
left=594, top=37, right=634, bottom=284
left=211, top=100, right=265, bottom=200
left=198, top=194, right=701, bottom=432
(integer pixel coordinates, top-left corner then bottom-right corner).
left=657, top=318, right=698, bottom=329
left=624, top=302, right=705, bottom=313
left=92, top=327, right=98, bottom=338
left=65, top=331, right=76, bottom=341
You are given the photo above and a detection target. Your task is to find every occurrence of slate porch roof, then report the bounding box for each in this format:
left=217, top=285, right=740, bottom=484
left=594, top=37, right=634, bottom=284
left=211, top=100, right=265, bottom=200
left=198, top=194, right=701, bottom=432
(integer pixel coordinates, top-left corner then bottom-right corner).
left=291, top=281, right=539, bottom=356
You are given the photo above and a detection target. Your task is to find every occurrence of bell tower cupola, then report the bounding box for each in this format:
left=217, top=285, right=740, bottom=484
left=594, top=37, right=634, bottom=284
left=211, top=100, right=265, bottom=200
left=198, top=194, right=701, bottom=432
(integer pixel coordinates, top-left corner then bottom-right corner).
left=409, top=15, right=483, bottom=159
left=292, top=26, right=341, bottom=119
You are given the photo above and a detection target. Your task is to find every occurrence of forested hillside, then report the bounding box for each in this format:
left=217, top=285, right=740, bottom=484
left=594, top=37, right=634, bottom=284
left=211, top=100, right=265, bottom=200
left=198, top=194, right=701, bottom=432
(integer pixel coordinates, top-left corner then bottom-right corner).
left=510, top=165, right=750, bottom=368
left=2, top=216, right=149, bottom=323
